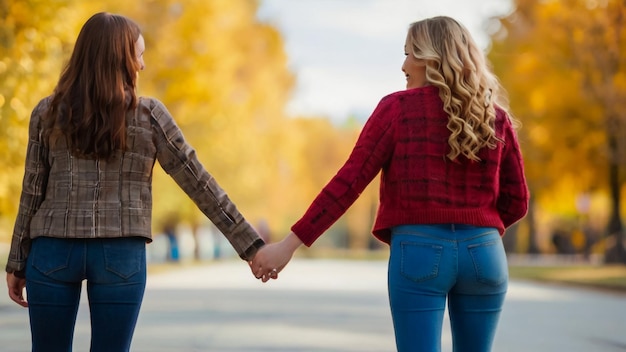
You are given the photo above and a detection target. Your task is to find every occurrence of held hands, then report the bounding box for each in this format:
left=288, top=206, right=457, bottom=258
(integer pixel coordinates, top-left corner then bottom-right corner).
left=249, top=232, right=303, bottom=283
left=6, top=272, right=28, bottom=308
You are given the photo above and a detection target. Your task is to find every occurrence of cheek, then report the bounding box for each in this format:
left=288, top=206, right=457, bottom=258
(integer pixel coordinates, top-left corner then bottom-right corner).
left=418, top=66, right=426, bottom=78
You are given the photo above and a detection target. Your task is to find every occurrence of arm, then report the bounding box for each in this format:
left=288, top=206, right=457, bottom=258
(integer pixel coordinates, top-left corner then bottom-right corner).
left=149, top=99, right=264, bottom=261
left=249, top=96, right=399, bottom=282
left=5, top=99, right=50, bottom=277
left=497, top=117, right=530, bottom=229
left=290, top=95, right=399, bottom=246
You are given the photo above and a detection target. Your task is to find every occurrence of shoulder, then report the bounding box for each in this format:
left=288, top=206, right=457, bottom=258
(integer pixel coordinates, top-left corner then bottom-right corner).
left=494, top=104, right=508, bottom=119
left=385, top=85, right=439, bottom=100
left=136, top=97, right=181, bottom=135
left=137, top=96, right=168, bottom=114
left=32, top=96, right=53, bottom=116
left=372, top=86, right=440, bottom=119
left=493, top=105, right=521, bottom=145
left=29, top=96, right=53, bottom=129
left=494, top=105, right=515, bottom=130
left=137, top=96, right=176, bottom=123
left=35, top=96, right=53, bottom=109
left=379, top=86, right=440, bottom=108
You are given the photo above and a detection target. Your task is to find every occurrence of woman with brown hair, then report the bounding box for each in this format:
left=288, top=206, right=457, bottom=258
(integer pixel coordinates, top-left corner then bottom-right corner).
left=5, top=12, right=264, bottom=351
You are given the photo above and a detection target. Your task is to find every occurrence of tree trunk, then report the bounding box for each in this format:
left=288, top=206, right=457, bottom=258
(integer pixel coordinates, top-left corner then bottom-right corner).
left=526, top=196, right=541, bottom=254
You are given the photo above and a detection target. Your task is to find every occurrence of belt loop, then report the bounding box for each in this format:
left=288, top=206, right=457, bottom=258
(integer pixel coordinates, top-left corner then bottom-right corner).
left=451, top=224, right=455, bottom=232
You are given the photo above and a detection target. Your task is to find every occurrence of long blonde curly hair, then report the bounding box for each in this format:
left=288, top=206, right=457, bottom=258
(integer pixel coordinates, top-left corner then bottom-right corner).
left=407, top=16, right=514, bottom=161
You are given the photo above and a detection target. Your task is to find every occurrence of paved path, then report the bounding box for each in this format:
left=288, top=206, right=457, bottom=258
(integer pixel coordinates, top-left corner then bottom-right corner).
left=1, top=259, right=625, bottom=351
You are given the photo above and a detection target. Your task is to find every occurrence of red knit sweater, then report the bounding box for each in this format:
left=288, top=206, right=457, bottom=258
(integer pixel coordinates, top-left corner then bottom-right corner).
left=291, top=85, right=529, bottom=246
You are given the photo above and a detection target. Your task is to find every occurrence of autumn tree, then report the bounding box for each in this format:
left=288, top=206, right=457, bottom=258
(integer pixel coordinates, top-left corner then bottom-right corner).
left=103, top=0, right=296, bottom=234
left=0, top=0, right=294, bottom=239
left=490, top=0, right=626, bottom=262
left=0, top=0, right=83, bottom=238
left=274, top=115, right=378, bottom=249
left=0, top=0, right=371, bottom=254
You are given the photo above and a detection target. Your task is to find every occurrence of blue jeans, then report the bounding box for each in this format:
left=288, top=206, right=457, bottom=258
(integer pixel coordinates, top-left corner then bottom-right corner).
left=25, top=236, right=147, bottom=352
left=388, top=224, right=508, bottom=352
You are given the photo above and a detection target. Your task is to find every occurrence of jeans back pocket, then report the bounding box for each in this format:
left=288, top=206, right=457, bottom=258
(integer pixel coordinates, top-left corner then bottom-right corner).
left=400, top=242, right=443, bottom=282
left=468, top=240, right=508, bottom=287
left=31, top=237, right=74, bottom=276
left=103, top=238, right=145, bottom=279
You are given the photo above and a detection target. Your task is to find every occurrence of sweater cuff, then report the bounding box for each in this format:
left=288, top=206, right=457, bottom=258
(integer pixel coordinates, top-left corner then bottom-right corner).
left=290, top=222, right=316, bottom=247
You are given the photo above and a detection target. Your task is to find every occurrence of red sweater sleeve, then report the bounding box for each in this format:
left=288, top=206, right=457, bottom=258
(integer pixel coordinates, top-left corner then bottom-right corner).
left=496, top=114, right=530, bottom=229
left=291, top=95, right=399, bottom=246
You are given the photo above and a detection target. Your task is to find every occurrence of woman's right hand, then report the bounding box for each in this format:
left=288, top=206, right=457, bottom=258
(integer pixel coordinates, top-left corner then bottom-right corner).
left=249, top=232, right=303, bottom=283
left=6, top=272, right=28, bottom=307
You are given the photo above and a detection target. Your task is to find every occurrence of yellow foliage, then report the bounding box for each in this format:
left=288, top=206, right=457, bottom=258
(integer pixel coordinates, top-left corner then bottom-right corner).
left=528, top=88, right=547, bottom=115
left=0, top=0, right=371, bottom=249
left=528, top=124, right=549, bottom=146
left=491, top=0, right=623, bottom=190
left=490, top=0, right=626, bottom=253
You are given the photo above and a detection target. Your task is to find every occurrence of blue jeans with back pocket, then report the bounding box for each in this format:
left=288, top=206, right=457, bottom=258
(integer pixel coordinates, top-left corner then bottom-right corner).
left=25, top=236, right=147, bottom=352
left=388, top=224, right=508, bottom=352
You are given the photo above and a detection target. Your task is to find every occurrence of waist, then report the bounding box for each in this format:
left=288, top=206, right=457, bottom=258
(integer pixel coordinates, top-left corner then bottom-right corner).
left=394, top=223, right=479, bottom=231
left=391, top=224, right=499, bottom=239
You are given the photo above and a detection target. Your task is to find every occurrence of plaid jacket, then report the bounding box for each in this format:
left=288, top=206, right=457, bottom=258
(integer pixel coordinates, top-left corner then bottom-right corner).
left=6, top=97, right=264, bottom=273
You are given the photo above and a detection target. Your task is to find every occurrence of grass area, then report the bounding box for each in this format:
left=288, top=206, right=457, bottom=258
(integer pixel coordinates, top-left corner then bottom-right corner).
left=508, top=265, right=626, bottom=292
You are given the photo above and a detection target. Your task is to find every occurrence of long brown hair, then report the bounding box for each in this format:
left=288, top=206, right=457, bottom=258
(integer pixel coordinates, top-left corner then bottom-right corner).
left=46, top=12, right=142, bottom=159
left=407, top=16, right=516, bottom=162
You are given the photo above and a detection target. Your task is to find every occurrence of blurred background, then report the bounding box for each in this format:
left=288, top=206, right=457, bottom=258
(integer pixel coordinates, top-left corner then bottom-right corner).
left=0, top=0, right=625, bottom=274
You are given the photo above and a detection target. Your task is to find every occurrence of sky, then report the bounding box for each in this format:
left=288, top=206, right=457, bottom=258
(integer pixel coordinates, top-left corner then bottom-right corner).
left=257, top=0, right=514, bottom=123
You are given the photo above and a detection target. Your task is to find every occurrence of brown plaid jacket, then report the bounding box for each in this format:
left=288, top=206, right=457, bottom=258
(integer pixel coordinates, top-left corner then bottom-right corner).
left=5, top=97, right=264, bottom=273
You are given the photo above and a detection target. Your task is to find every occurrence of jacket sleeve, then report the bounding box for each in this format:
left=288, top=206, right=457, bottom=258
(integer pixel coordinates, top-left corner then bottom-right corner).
left=497, top=116, right=530, bottom=229
left=148, top=99, right=264, bottom=260
left=6, top=99, right=50, bottom=273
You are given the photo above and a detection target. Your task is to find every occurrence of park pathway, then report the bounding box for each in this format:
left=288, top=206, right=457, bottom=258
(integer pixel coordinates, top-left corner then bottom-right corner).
left=1, top=258, right=625, bottom=351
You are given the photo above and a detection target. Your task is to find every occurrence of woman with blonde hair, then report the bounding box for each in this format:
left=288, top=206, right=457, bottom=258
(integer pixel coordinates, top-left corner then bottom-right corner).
left=5, top=12, right=264, bottom=351
left=251, top=16, right=529, bottom=351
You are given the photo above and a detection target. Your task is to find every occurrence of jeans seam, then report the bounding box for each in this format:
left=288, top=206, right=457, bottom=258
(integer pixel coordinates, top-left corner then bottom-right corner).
left=394, top=232, right=457, bottom=243
left=456, top=230, right=499, bottom=243
left=82, top=240, right=87, bottom=279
